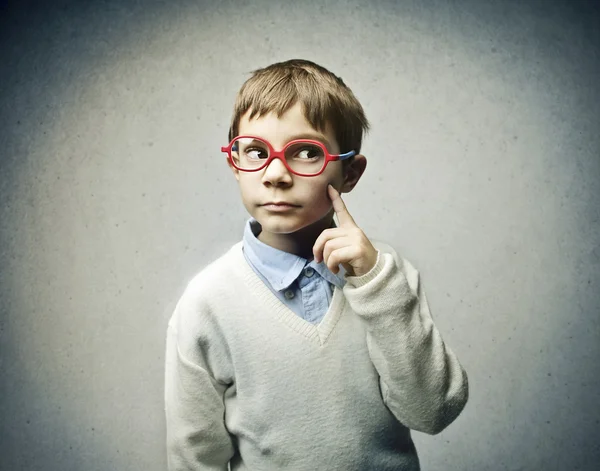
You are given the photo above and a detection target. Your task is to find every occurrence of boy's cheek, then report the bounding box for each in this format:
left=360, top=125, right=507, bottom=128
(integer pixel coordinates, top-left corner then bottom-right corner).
left=306, top=192, right=335, bottom=219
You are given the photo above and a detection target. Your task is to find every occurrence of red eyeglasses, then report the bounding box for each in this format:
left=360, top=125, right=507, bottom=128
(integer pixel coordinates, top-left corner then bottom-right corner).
left=221, top=136, right=355, bottom=177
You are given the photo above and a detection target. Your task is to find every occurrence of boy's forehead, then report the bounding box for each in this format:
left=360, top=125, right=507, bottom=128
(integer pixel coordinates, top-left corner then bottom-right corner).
left=238, top=104, right=338, bottom=149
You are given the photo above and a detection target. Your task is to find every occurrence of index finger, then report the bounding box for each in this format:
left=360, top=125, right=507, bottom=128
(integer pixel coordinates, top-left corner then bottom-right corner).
left=328, top=184, right=356, bottom=228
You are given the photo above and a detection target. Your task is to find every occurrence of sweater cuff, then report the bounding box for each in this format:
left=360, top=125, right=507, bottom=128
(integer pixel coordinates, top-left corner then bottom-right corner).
left=344, top=250, right=386, bottom=288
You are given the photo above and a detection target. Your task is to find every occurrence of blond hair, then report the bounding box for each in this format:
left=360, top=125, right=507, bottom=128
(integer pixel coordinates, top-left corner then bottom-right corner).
left=228, top=59, right=370, bottom=155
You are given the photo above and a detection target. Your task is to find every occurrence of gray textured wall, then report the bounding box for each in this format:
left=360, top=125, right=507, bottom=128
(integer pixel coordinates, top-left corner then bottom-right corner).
left=1, top=0, right=599, bottom=470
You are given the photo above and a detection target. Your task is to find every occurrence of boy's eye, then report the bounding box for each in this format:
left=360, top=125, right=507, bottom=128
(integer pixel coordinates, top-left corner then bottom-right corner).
left=290, top=144, right=324, bottom=160
left=245, top=147, right=268, bottom=160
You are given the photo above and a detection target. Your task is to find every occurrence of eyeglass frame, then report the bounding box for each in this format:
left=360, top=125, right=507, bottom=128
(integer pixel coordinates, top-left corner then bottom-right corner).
left=221, top=135, right=356, bottom=177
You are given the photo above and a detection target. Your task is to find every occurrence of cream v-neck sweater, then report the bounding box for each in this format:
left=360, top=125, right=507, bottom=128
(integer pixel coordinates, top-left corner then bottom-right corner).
left=165, top=240, right=468, bottom=470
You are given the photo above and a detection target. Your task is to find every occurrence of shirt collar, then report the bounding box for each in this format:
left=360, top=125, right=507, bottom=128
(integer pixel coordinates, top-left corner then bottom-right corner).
left=242, top=218, right=346, bottom=291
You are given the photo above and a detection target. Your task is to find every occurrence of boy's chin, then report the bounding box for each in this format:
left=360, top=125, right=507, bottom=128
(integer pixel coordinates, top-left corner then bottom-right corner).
left=256, top=218, right=310, bottom=235
left=254, top=213, right=331, bottom=236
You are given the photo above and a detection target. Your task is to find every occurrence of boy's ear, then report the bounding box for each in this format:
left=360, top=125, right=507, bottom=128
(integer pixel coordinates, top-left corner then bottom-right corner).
left=227, top=157, right=240, bottom=181
left=340, top=154, right=367, bottom=193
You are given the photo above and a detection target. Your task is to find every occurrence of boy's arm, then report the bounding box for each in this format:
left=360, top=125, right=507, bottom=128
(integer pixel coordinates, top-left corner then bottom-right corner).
left=165, top=305, right=235, bottom=470
left=343, top=245, right=469, bottom=435
left=313, top=186, right=468, bottom=435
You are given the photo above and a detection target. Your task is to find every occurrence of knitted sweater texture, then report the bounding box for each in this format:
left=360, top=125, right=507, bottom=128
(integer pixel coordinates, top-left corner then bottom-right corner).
left=165, top=240, right=468, bottom=470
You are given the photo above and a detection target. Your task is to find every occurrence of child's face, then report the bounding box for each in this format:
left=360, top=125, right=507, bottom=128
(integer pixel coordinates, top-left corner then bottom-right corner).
left=230, top=102, right=347, bottom=240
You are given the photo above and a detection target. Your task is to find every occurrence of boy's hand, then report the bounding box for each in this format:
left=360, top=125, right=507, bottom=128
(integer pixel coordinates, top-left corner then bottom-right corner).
left=312, top=185, right=378, bottom=277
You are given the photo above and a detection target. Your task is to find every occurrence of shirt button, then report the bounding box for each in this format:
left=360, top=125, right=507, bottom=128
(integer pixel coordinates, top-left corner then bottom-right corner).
left=304, top=267, right=314, bottom=277
left=284, top=290, right=295, bottom=300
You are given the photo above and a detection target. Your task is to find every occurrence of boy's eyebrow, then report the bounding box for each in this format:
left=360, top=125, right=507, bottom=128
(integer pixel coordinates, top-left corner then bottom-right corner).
left=286, top=133, right=331, bottom=147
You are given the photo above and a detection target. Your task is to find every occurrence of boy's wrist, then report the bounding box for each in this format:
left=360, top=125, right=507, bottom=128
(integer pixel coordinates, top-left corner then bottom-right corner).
left=344, top=250, right=385, bottom=287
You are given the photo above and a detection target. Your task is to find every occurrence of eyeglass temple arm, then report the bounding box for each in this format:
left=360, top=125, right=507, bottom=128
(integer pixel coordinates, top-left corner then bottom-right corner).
left=336, top=150, right=356, bottom=161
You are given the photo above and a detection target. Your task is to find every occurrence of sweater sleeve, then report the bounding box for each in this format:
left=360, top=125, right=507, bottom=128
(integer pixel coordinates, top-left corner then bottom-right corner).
left=342, top=243, right=469, bottom=435
left=164, top=302, right=235, bottom=470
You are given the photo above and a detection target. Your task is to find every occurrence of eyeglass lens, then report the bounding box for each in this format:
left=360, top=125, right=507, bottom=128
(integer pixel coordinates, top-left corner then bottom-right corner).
left=231, top=137, right=326, bottom=175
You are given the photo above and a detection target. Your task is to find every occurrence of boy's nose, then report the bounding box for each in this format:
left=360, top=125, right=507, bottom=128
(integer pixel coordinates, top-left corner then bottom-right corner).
left=262, top=157, right=293, bottom=185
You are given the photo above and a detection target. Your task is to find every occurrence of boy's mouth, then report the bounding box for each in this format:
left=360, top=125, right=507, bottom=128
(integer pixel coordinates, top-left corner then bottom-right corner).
left=261, top=202, right=301, bottom=211
left=262, top=201, right=299, bottom=206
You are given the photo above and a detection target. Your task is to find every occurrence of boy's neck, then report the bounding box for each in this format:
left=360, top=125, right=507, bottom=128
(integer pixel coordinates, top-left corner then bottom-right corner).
left=257, top=213, right=336, bottom=260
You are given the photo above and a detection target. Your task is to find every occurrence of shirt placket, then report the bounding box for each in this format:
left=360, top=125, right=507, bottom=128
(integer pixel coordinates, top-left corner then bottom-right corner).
left=297, top=267, right=328, bottom=323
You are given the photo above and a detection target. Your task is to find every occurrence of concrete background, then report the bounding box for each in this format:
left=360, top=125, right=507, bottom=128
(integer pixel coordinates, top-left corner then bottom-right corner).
left=1, top=0, right=598, bottom=469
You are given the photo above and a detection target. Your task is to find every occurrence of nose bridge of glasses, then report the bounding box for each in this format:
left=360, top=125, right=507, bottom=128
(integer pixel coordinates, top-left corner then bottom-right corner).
left=264, top=152, right=290, bottom=174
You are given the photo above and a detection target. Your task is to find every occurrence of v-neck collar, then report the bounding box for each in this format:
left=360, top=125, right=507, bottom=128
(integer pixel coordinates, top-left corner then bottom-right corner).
left=233, top=242, right=345, bottom=346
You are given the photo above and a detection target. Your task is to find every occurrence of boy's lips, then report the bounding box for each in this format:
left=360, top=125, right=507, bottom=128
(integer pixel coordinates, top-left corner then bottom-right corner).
left=261, top=202, right=301, bottom=212
left=262, top=201, right=300, bottom=206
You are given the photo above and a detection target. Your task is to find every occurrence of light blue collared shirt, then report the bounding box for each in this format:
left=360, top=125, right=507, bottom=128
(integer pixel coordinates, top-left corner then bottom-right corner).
left=242, top=218, right=346, bottom=324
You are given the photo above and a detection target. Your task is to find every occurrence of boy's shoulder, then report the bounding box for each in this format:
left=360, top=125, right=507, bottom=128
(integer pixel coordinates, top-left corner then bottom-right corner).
left=168, top=241, right=246, bottom=333
left=174, top=241, right=243, bottom=311
left=187, top=241, right=243, bottom=291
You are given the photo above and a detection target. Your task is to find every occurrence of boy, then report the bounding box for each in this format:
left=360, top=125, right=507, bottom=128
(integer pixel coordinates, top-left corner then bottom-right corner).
left=165, top=59, right=468, bottom=470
